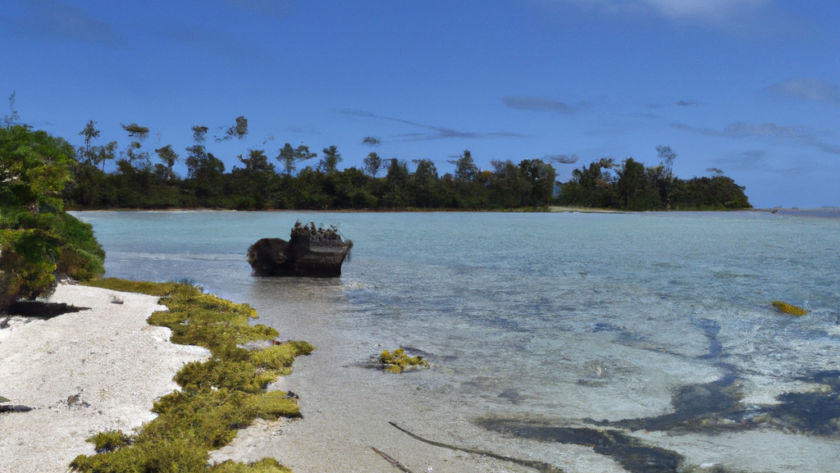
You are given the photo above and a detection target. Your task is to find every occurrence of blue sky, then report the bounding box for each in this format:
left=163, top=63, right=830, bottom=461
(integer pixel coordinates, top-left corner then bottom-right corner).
left=2, top=0, right=838, bottom=207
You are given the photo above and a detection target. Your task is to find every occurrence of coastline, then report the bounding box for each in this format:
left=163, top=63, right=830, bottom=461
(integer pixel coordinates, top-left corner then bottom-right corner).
left=67, top=206, right=818, bottom=214
left=0, top=283, right=210, bottom=473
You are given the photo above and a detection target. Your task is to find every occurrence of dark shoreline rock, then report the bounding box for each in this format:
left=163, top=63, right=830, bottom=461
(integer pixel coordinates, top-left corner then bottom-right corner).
left=247, top=222, right=353, bottom=278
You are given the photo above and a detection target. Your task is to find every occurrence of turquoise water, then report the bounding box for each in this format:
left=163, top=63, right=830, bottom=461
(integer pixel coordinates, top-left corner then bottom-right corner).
left=73, top=210, right=840, bottom=472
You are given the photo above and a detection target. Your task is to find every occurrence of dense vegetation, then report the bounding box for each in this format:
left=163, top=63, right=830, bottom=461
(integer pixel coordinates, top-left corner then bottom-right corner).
left=0, top=124, right=105, bottom=309
left=61, top=120, right=750, bottom=211
left=72, top=279, right=311, bottom=473
left=557, top=148, right=752, bottom=211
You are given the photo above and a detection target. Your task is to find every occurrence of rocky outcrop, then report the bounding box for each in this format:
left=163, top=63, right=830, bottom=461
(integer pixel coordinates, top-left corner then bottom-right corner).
left=247, top=222, right=352, bottom=277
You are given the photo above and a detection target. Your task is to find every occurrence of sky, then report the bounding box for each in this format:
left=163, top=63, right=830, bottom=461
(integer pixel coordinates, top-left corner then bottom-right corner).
left=1, top=0, right=839, bottom=208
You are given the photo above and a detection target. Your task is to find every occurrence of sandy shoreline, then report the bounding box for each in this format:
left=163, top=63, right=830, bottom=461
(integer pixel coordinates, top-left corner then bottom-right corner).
left=0, top=284, right=209, bottom=473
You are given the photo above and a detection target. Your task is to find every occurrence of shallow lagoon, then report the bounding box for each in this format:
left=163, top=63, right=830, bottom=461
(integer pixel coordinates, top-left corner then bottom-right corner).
left=75, top=210, right=840, bottom=472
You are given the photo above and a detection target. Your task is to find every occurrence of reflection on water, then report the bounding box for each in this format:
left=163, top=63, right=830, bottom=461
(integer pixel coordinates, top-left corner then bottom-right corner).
left=74, top=210, right=840, bottom=472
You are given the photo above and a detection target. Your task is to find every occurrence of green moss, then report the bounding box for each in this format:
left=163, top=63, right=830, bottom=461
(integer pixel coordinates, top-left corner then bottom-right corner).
left=84, top=277, right=185, bottom=296
left=209, top=458, right=292, bottom=473
left=379, top=348, right=428, bottom=374
left=72, top=279, right=312, bottom=472
left=772, top=301, right=809, bottom=316
left=88, top=431, right=132, bottom=453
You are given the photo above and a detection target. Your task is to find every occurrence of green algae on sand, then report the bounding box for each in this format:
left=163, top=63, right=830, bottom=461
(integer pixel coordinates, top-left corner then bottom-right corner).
left=71, top=278, right=311, bottom=473
left=379, top=348, right=429, bottom=374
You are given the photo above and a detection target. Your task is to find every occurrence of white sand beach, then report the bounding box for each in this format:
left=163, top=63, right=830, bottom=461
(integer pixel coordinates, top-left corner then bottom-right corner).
left=0, top=284, right=209, bottom=473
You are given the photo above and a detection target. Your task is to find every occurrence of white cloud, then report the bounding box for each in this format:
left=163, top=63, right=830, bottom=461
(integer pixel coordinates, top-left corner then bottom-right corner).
left=539, top=0, right=771, bottom=24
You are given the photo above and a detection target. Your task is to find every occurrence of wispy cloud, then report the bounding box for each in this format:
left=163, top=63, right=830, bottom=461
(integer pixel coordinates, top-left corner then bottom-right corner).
left=713, top=149, right=807, bottom=174
left=529, top=0, right=789, bottom=32
left=672, top=121, right=840, bottom=155
left=539, top=0, right=769, bottom=22
left=339, top=109, right=527, bottom=142
left=287, top=126, right=321, bottom=135
left=765, top=78, right=840, bottom=107
left=163, top=25, right=264, bottom=63
left=1, top=0, right=123, bottom=46
left=226, top=0, right=293, bottom=19
left=502, top=96, right=588, bottom=114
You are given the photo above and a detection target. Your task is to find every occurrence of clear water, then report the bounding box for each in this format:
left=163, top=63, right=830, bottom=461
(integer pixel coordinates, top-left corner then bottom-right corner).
left=72, top=210, right=840, bottom=472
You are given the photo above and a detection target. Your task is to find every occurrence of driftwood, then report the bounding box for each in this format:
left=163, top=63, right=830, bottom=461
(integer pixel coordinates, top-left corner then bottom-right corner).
left=389, top=422, right=564, bottom=473
left=370, top=447, right=414, bottom=473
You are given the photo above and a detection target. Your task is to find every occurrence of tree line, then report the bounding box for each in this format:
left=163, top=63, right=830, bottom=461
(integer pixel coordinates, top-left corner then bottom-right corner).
left=557, top=146, right=752, bottom=210
left=35, top=112, right=752, bottom=211
left=64, top=118, right=561, bottom=210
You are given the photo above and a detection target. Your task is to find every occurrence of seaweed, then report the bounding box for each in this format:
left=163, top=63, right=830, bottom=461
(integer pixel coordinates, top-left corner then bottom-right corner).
left=378, top=348, right=428, bottom=374
left=771, top=301, right=809, bottom=316
left=89, top=431, right=132, bottom=453
left=71, top=279, right=312, bottom=472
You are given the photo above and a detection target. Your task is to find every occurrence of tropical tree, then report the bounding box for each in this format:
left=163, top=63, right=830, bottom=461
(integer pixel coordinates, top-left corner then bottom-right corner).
left=276, top=143, right=316, bottom=176
left=448, top=150, right=479, bottom=182
left=518, top=158, right=557, bottom=207
left=120, top=123, right=150, bottom=169
left=363, top=152, right=382, bottom=177
left=217, top=116, right=248, bottom=142
left=560, top=157, right=616, bottom=208
left=410, top=158, right=440, bottom=207
left=2, top=92, right=21, bottom=130
left=78, top=120, right=100, bottom=165
left=0, top=125, right=104, bottom=307
left=277, top=143, right=296, bottom=176
left=656, top=145, right=677, bottom=180
left=155, top=145, right=180, bottom=181
left=319, top=146, right=342, bottom=174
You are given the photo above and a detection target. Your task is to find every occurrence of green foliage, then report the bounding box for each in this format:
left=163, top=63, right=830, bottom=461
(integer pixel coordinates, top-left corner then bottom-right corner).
left=363, top=152, right=382, bottom=178
left=121, top=123, right=150, bottom=141
left=448, top=150, right=479, bottom=182
left=319, top=145, right=342, bottom=174
left=54, top=212, right=106, bottom=280
left=1, top=125, right=74, bottom=213
left=0, top=126, right=103, bottom=305
left=2, top=92, right=21, bottom=129
left=559, top=149, right=751, bottom=211
left=155, top=145, right=180, bottom=179
left=72, top=279, right=310, bottom=473
left=61, top=123, right=751, bottom=212
left=379, top=348, right=428, bottom=374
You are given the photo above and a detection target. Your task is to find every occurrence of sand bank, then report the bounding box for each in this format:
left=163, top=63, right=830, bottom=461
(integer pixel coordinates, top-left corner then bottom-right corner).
left=0, top=284, right=209, bottom=473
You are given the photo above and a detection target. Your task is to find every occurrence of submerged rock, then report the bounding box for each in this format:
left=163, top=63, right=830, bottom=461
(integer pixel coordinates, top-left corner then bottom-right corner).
left=247, top=222, right=353, bottom=277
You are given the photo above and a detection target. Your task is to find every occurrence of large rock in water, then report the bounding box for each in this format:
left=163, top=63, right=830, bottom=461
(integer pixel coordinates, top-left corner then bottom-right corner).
left=247, top=223, right=353, bottom=277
